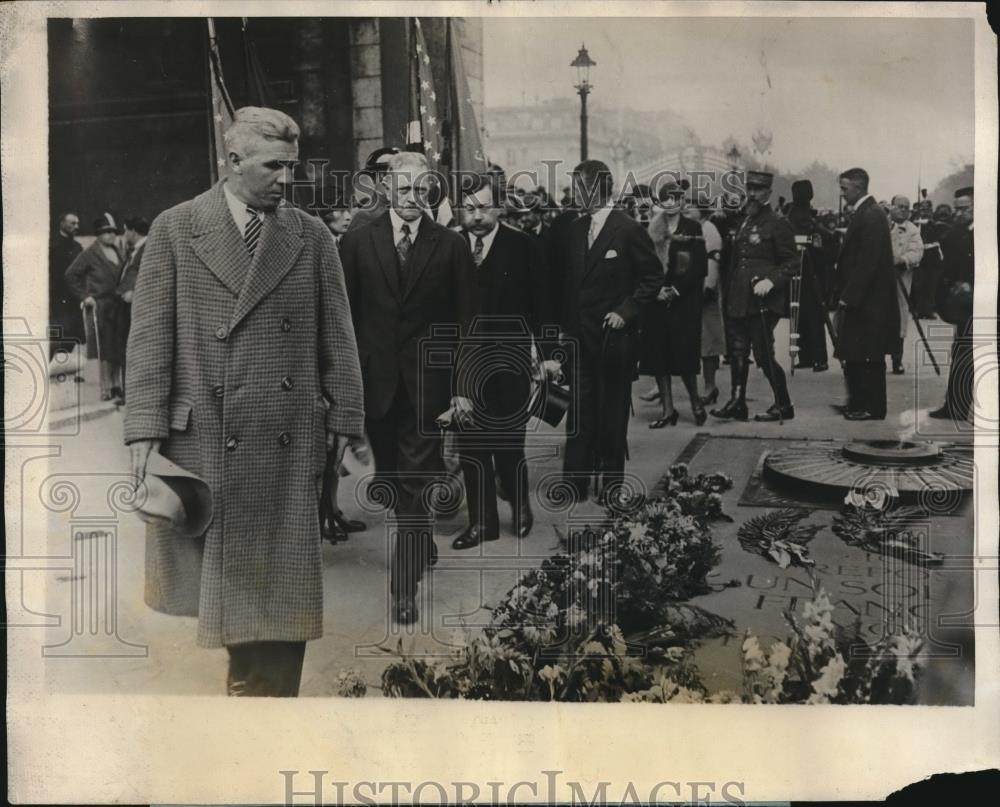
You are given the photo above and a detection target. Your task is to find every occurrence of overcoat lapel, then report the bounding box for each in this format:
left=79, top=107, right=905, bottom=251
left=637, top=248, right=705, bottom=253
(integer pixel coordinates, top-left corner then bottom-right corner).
left=231, top=205, right=304, bottom=328
left=370, top=213, right=402, bottom=301
left=402, top=216, right=438, bottom=299
left=840, top=196, right=872, bottom=255
left=191, top=182, right=253, bottom=297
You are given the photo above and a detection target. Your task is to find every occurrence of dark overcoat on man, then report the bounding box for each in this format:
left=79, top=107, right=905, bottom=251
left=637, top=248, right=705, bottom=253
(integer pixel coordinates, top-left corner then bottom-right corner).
left=834, top=198, right=899, bottom=362
left=50, top=231, right=83, bottom=350
left=560, top=208, right=662, bottom=497
left=455, top=222, right=554, bottom=537
left=124, top=180, right=364, bottom=648
left=65, top=238, right=128, bottom=363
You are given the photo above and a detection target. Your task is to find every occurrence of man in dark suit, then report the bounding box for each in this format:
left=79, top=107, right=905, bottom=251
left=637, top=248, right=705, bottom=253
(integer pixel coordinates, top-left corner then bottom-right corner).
left=452, top=172, right=556, bottom=549
left=49, top=211, right=83, bottom=361
left=711, top=171, right=798, bottom=422
left=340, top=151, right=477, bottom=624
left=834, top=167, right=899, bottom=420
left=929, top=186, right=975, bottom=420
left=559, top=160, right=662, bottom=504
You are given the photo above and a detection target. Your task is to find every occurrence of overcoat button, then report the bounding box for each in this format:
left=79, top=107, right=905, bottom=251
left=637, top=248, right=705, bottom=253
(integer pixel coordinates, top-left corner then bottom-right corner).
left=278, top=431, right=291, bottom=446
left=281, top=376, right=294, bottom=391
left=215, top=326, right=228, bottom=340
left=213, top=384, right=224, bottom=398
left=225, top=436, right=239, bottom=450
left=281, top=318, right=292, bottom=332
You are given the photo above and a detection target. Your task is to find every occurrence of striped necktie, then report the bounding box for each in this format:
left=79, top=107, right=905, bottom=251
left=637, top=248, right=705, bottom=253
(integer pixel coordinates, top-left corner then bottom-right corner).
left=244, top=206, right=262, bottom=256
left=472, top=235, right=485, bottom=266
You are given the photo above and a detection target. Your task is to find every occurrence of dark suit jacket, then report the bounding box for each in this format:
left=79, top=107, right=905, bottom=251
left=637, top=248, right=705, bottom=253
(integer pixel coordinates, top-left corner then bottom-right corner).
left=835, top=197, right=899, bottom=361
left=117, top=241, right=146, bottom=296
left=542, top=208, right=579, bottom=325
left=560, top=208, right=663, bottom=363
left=340, top=211, right=477, bottom=421
left=457, top=223, right=555, bottom=410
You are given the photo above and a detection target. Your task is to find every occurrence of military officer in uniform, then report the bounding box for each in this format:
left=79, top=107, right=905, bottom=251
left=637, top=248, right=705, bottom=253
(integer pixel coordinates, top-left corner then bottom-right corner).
left=711, top=171, right=798, bottom=422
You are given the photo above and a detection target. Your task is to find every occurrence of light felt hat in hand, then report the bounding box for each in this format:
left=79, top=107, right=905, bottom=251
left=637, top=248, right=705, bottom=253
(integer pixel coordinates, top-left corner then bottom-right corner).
left=137, top=452, right=213, bottom=538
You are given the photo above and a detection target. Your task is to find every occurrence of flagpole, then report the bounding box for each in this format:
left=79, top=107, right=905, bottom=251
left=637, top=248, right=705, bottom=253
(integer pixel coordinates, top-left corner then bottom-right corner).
left=204, top=21, right=217, bottom=184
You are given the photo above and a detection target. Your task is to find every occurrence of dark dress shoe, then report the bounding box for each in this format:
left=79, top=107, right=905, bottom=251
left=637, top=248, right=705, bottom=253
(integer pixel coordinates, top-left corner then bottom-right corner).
left=693, top=405, right=708, bottom=427
left=451, top=525, right=498, bottom=550
left=929, top=405, right=967, bottom=420
left=392, top=596, right=418, bottom=625
left=844, top=410, right=876, bottom=421
left=514, top=503, right=534, bottom=539
left=813, top=363, right=828, bottom=372
left=754, top=404, right=794, bottom=422
left=332, top=509, right=366, bottom=532
left=711, top=399, right=749, bottom=421
left=891, top=363, right=905, bottom=375
left=321, top=516, right=349, bottom=544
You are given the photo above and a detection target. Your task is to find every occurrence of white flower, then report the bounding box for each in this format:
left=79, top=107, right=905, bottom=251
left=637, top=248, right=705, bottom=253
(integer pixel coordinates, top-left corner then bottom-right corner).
left=808, top=654, right=846, bottom=702
left=742, top=634, right=766, bottom=672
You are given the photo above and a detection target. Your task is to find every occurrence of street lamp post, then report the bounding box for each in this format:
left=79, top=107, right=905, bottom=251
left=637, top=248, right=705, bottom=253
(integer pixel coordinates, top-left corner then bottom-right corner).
left=571, top=44, right=596, bottom=162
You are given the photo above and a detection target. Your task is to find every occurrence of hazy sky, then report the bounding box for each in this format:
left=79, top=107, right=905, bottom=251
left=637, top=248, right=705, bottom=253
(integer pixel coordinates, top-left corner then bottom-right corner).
left=483, top=17, right=975, bottom=197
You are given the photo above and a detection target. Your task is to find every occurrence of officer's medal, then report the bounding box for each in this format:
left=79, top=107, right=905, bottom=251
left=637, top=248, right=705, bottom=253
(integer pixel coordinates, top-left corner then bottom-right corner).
left=748, top=225, right=761, bottom=245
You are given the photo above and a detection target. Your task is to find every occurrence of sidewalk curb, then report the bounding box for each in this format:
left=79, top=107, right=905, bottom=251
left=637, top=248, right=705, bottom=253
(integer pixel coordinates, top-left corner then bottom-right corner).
left=48, top=401, right=121, bottom=432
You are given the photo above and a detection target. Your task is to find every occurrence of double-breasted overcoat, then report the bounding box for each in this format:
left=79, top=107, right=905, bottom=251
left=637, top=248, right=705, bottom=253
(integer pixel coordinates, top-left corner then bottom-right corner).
left=124, top=180, right=364, bottom=648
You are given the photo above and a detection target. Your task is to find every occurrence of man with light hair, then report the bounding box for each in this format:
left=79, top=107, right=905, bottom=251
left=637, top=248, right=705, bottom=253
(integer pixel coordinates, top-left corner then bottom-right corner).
left=125, top=106, right=365, bottom=696
left=340, top=149, right=477, bottom=625
left=887, top=195, right=924, bottom=374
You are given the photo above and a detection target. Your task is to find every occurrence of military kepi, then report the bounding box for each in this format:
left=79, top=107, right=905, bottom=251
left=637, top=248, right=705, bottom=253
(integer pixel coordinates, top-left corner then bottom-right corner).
left=745, top=170, right=773, bottom=189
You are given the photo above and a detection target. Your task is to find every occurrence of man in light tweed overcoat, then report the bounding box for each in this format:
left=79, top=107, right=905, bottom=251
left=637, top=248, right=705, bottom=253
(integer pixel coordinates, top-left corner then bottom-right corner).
left=125, top=107, right=364, bottom=697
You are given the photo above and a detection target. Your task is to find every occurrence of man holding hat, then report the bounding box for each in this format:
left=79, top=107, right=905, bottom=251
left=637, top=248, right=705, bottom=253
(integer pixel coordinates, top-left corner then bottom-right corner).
left=65, top=212, right=127, bottom=402
left=712, top=170, right=798, bottom=422
left=125, top=107, right=365, bottom=696
left=930, top=185, right=975, bottom=420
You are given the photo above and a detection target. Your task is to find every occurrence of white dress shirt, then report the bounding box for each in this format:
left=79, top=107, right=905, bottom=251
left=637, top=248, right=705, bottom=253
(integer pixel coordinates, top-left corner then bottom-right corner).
left=389, top=208, right=421, bottom=247
left=469, top=222, right=501, bottom=262
left=588, top=203, right=614, bottom=245
left=223, top=181, right=263, bottom=235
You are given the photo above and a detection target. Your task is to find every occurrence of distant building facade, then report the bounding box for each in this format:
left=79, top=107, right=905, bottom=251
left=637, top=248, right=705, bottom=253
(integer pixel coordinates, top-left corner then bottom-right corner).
left=483, top=98, right=694, bottom=194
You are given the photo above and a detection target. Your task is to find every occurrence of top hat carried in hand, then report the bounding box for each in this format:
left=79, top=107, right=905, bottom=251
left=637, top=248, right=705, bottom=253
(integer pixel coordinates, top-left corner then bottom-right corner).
left=137, top=453, right=213, bottom=538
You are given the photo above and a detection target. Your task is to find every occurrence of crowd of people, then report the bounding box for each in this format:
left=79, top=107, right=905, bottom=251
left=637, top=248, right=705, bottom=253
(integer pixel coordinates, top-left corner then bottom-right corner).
left=48, top=106, right=976, bottom=696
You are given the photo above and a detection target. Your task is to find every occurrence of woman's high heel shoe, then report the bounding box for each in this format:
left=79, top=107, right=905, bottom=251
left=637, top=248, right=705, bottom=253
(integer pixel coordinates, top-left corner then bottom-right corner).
left=699, top=387, right=720, bottom=406
left=693, top=405, right=708, bottom=427
left=649, top=411, right=679, bottom=429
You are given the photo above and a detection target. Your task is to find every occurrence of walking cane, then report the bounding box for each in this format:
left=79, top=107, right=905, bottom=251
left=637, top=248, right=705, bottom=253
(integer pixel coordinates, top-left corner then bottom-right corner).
left=752, top=276, right=783, bottom=425
left=82, top=300, right=107, bottom=399
left=895, top=270, right=941, bottom=376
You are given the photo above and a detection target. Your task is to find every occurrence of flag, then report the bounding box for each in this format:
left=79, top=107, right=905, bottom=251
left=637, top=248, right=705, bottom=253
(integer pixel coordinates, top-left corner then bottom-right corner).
left=242, top=18, right=272, bottom=107
left=207, top=18, right=235, bottom=182
left=446, top=18, right=488, bottom=177
left=408, top=19, right=444, bottom=169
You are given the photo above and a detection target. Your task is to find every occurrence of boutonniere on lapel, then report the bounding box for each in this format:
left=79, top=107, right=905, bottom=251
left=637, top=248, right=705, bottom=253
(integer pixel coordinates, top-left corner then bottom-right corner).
left=604, top=249, right=618, bottom=259
left=748, top=226, right=761, bottom=246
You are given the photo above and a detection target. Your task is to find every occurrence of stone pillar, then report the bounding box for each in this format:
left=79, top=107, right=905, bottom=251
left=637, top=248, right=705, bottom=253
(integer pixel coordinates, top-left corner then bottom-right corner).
left=349, top=19, right=384, bottom=171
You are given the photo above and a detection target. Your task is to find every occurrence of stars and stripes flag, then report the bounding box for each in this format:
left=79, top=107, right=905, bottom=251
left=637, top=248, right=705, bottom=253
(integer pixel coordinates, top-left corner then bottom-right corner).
left=207, top=18, right=235, bottom=182
left=408, top=19, right=444, bottom=169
